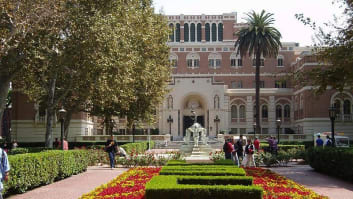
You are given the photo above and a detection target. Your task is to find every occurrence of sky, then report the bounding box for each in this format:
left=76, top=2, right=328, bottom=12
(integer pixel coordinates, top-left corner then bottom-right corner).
left=153, top=0, right=345, bottom=46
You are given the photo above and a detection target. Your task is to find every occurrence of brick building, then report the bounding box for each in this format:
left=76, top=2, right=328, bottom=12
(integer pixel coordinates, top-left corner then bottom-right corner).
left=4, top=12, right=353, bottom=143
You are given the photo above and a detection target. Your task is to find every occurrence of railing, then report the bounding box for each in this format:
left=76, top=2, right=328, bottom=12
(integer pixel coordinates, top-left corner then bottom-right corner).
left=75, top=134, right=171, bottom=143
left=336, top=114, right=353, bottom=122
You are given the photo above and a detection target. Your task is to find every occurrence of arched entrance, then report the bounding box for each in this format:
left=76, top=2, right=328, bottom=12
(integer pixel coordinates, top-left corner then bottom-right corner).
left=182, top=95, right=207, bottom=136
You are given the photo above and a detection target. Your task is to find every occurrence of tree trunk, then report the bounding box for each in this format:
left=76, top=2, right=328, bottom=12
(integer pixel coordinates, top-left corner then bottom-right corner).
left=255, top=51, right=261, bottom=135
left=64, top=110, right=73, bottom=139
left=45, top=76, right=57, bottom=148
left=0, top=76, right=10, bottom=132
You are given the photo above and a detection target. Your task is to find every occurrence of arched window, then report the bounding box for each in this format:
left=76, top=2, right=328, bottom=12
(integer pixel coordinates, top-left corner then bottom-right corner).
left=167, top=95, right=173, bottom=109
left=169, top=23, right=174, bottom=42
left=175, top=23, right=180, bottom=42
left=334, top=100, right=341, bottom=114
left=218, top=23, right=223, bottom=41
left=208, top=53, right=222, bottom=69
left=230, top=53, right=242, bottom=67
left=231, top=105, right=237, bottom=119
left=197, top=23, right=202, bottom=42
left=239, top=105, right=246, bottom=119
left=284, top=105, right=290, bottom=118
left=169, top=53, right=178, bottom=68
left=214, top=95, right=220, bottom=109
left=186, top=53, right=200, bottom=68
left=277, top=55, right=284, bottom=67
left=205, top=23, right=210, bottom=41
left=211, top=23, right=217, bottom=42
left=276, top=105, right=282, bottom=119
left=262, top=105, right=268, bottom=118
left=184, top=23, right=189, bottom=42
left=344, top=100, right=351, bottom=114
left=190, top=23, right=196, bottom=42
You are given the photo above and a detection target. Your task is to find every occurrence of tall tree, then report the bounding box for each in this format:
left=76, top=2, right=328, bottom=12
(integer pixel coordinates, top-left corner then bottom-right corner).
left=0, top=0, right=64, bottom=128
left=234, top=10, right=282, bottom=134
left=294, top=0, right=353, bottom=93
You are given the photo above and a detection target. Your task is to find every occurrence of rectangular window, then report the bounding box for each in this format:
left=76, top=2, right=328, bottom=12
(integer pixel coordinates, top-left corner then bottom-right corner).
left=275, top=80, right=286, bottom=88
left=187, top=59, right=193, bottom=67
left=208, top=59, right=214, bottom=67
left=179, top=48, right=184, bottom=52
left=237, top=59, right=242, bottom=66
left=231, top=81, right=237, bottom=89
left=262, top=128, right=269, bottom=134
left=240, top=128, right=246, bottom=134
left=216, top=59, right=221, bottom=67
left=230, top=128, right=238, bottom=134
left=223, top=47, right=229, bottom=51
left=194, top=59, right=199, bottom=67
left=253, top=81, right=265, bottom=88
left=231, top=59, right=236, bottom=67
left=202, top=48, right=207, bottom=52
left=278, top=59, right=283, bottom=66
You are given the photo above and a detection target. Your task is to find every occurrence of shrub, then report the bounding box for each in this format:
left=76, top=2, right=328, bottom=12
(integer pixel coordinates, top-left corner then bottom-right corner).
left=166, top=159, right=234, bottom=166
left=4, top=150, right=89, bottom=195
left=160, top=165, right=246, bottom=176
left=177, top=175, right=253, bottom=186
left=145, top=175, right=263, bottom=199
left=260, top=152, right=278, bottom=167
left=306, top=147, right=353, bottom=182
left=276, top=150, right=291, bottom=166
left=7, top=148, right=29, bottom=155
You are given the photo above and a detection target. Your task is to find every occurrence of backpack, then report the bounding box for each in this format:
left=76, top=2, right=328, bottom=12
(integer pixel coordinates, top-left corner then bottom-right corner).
left=223, top=142, right=228, bottom=152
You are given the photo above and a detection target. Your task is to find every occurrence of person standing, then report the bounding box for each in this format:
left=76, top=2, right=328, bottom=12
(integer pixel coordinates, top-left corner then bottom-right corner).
left=105, top=136, right=118, bottom=169
left=266, top=136, right=273, bottom=153
left=325, top=135, right=333, bottom=147
left=0, top=147, right=10, bottom=199
left=272, top=137, right=278, bottom=155
left=254, top=137, right=260, bottom=152
left=234, top=135, right=244, bottom=163
left=243, top=139, right=256, bottom=167
left=316, top=135, right=324, bottom=147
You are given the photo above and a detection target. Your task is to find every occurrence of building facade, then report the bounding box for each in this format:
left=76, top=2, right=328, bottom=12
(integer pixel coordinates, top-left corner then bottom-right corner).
left=3, top=12, right=353, bottom=143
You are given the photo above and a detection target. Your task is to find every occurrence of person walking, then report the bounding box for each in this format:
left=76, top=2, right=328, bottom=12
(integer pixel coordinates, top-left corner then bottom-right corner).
left=0, top=147, right=10, bottom=199
left=272, top=137, right=278, bottom=155
left=243, top=139, right=256, bottom=167
left=254, top=137, right=260, bottom=152
left=325, top=135, right=333, bottom=147
left=316, top=135, right=324, bottom=147
left=105, top=136, right=118, bottom=169
left=234, top=135, right=244, bottom=163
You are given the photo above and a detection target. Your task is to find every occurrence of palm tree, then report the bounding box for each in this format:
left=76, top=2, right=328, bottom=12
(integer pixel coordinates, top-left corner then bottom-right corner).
left=234, top=10, right=282, bottom=135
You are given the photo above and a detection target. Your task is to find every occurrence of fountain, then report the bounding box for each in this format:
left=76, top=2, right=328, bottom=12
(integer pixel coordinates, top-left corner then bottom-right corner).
left=180, top=110, right=213, bottom=163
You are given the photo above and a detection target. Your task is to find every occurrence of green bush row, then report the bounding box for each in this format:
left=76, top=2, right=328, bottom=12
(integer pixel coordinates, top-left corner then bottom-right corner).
left=145, top=175, right=262, bottom=199
left=166, top=159, right=234, bottom=166
left=177, top=175, right=253, bottom=186
left=306, top=147, right=353, bottom=182
left=260, top=143, right=305, bottom=151
left=120, top=141, right=154, bottom=155
left=160, top=165, right=245, bottom=176
left=5, top=150, right=89, bottom=194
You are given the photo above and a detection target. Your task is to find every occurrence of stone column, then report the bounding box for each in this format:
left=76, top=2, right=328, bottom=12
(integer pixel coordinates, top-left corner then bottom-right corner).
left=269, top=96, right=276, bottom=134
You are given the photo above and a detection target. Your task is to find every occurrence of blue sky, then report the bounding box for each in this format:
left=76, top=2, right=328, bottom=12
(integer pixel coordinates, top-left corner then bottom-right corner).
left=153, top=0, right=345, bottom=46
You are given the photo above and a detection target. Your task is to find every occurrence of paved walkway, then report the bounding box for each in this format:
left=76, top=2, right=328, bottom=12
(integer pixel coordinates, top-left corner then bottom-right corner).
left=7, top=166, right=128, bottom=199
left=269, top=163, right=353, bottom=199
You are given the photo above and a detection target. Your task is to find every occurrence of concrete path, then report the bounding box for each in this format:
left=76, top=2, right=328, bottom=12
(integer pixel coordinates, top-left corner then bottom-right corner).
left=7, top=166, right=128, bottom=199
left=269, top=163, right=353, bottom=199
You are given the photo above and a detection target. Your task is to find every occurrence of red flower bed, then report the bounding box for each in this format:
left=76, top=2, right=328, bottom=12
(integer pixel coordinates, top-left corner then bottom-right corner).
left=245, top=167, right=328, bottom=199
left=80, top=167, right=160, bottom=199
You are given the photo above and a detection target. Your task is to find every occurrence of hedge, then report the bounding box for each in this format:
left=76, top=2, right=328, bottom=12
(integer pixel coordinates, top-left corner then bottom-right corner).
left=306, top=147, right=353, bottom=182
left=160, top=165, right=246, bottom=176
left=4, top=150, right=89, bottom=195
left=166, top=159, right=234, bottom=166
left=145, top=175, right=263, bottom=199
left=260, top=143, right=305, bottom=151
left=120, top=141, right=154, bottom=155
left=177, top=175, right=253, bottom=186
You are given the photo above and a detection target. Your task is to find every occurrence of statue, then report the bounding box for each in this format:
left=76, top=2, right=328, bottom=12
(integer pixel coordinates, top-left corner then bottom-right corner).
left=183, top=109, right=207, bottom=146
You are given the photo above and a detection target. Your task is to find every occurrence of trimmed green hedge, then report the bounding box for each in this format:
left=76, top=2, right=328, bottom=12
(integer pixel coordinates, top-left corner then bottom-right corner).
left=260, top=143, right=305, bottom=151
left=177, top=175, right=253, bottom=186
left=5, top=150, right=89, bottom=194
left=160, top=165, right=246, bottom=176
left=120, top=141, right=154, bottom=155
left=306, top=147, right=353, bottom=182
left=166, top=159, right=234, bottom=166
left=145, top=175, right=263, bottom=199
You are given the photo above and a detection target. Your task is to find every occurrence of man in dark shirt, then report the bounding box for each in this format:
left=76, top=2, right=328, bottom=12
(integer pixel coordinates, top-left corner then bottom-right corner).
left=234, top=135, right=244, bottom=162
left=105, top=136, right=118, bottom=169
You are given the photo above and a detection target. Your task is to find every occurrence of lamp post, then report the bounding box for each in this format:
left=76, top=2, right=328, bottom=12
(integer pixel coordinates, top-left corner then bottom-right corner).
left=214, top=115, right=220, bottom=134
left=58, top=107, right=66, bottom=150
left=328, top=106, right=337, bottom=147
left=167, top=115, right=173, bottom=135
left=253, top=122, right=257, bottom=137
left=276, top=119, right=281, bottom=144
left=132, top=123, right=136, bottom=143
